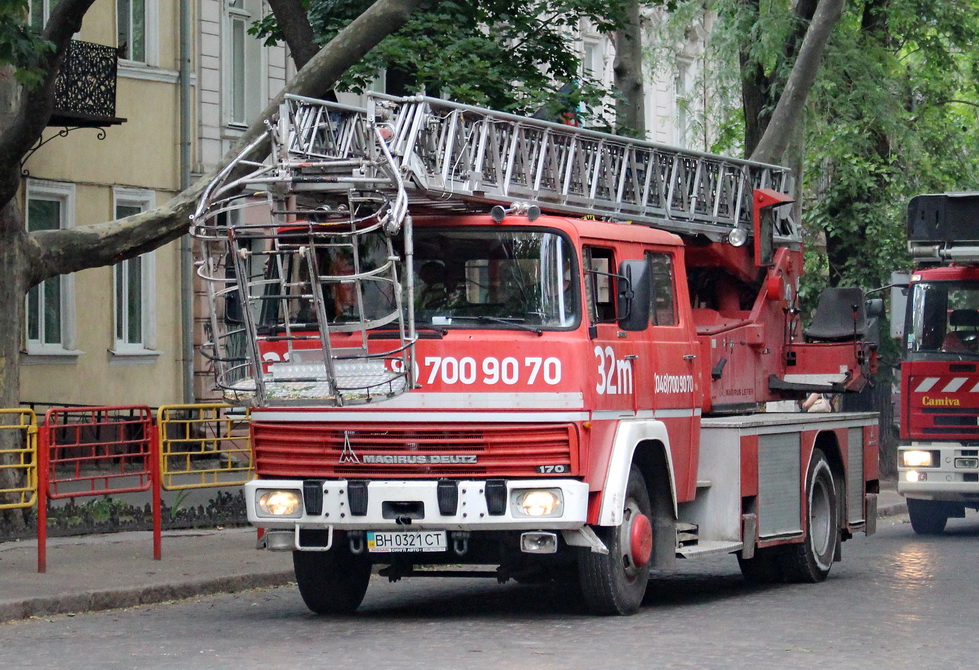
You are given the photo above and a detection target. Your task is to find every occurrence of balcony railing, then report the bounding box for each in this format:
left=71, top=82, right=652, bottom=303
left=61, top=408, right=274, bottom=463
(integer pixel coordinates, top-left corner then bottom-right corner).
left=49, top=39, right=126, bottom=128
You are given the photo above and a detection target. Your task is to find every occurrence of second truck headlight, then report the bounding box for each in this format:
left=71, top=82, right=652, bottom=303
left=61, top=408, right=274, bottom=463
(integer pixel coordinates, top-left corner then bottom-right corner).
left=902, top=450, right=935, bottom=468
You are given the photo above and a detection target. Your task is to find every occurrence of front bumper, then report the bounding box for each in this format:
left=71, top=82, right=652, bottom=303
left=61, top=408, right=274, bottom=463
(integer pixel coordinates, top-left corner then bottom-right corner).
left=898, top=442, right=979, bottom=501
left=245, top=478, right=590, bottom=532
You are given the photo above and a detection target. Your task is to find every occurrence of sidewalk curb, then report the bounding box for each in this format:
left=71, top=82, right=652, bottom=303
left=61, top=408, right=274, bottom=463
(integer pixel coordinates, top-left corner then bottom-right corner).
left=0, top=570, right=295, bottom=623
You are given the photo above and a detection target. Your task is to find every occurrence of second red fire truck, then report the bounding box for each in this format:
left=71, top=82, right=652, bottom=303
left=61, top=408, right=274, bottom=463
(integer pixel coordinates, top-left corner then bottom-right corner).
left=192, top=94, right=879, bottom=615
left=897, top=192, right=979, bottom=534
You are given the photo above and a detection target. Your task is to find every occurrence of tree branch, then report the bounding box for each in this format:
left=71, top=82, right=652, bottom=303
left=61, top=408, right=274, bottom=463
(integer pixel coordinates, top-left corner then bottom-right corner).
left=26, top=0, right=424, bottom=287
left=749, top=0, right=845, bottom=164
left=268, top=0, right=320, bottom=70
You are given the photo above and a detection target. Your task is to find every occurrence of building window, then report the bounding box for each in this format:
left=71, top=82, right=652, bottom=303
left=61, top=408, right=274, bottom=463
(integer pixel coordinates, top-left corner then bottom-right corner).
left=226, top=0, right=267, bottom=126
left=582, top=40, right=602, bottom=79
left=112, top=189, right=156, bottom=354
left=29, top=0, right=55, bottom=31
left=25, top=180, right=76, bottom=355
left=117, top=0, right=158, bottom=65
left=674, top=59, right=691, bottom=147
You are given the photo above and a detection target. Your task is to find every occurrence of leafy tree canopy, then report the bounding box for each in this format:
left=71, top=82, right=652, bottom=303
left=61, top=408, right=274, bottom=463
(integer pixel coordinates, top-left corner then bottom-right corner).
left=653, top=0, right=979, bottom=300
left=803, top=0, right=979, bottom=294
left=253, top=0, right=629, bottom=123
left=0, top=0, right=54, bottom=86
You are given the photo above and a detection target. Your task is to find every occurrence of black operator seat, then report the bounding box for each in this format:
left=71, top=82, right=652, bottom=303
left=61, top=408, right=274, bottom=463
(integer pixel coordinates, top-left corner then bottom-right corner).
left=804, top=287, right=868, bottom=341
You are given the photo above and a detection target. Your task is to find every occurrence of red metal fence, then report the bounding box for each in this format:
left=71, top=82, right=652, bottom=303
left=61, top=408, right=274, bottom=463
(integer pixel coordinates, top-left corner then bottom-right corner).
left=37, top=406, right=160, bottom=572
left=0, top=403, right=255, bottom=573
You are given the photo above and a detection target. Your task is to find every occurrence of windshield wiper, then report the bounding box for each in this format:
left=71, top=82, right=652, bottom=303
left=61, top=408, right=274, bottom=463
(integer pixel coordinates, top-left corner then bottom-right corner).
left=449, top=315, right=543, bottom=336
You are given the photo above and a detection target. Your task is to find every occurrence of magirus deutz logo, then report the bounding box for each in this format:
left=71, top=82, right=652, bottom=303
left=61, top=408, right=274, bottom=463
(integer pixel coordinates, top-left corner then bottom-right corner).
left=338, top=432, right=477, bottom=465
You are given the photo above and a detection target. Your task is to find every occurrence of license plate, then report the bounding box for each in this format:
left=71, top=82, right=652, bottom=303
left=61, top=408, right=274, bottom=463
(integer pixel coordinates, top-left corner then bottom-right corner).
left=366, top=530, right=447, bottom=553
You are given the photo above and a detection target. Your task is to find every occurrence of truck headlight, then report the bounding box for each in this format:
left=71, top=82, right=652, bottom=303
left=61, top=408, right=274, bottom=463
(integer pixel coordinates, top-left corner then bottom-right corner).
left=256, top=489, right=302, bottom=517
left=902, top=450, right=935, bottom=468
left=512, top=489, right=563, bottom=517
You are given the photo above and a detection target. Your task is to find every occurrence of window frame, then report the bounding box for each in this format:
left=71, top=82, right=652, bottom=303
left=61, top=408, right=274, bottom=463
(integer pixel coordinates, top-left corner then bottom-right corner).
left=674, top=57, right=692, bottom=147
left=583, top=246, right=617, bottom=324
left=117, top=0, right=159, bottom=67
left=111, top=188, right=157, bottom=356
left=645, top=251, right=679, bottom=327
left=25, top=179, right=78, bottom=357
left=224, top=0, right=269, bottom=128
left=29, top=0, right=55, bottom=31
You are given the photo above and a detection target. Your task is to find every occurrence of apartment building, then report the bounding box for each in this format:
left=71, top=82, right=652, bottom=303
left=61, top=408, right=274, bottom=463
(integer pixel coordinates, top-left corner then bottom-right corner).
left=19, top=1, right=286, bottom=409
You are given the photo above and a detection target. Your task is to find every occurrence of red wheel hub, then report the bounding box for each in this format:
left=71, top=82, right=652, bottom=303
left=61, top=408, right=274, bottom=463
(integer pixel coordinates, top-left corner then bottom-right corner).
left=629, top=513, right=653, bottom=567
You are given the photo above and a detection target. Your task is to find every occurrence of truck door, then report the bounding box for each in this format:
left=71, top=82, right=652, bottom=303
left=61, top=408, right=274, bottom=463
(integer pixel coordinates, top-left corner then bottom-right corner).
left=645, top=250, right=699, bottom=499
left=584, top=246, right=639, bottom=414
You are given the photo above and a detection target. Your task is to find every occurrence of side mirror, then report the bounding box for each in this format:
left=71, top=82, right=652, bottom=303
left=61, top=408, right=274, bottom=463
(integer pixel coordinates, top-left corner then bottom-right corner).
left=618, top=259, right=650, bottom=331
left=890, top=270, right=910, bottom=339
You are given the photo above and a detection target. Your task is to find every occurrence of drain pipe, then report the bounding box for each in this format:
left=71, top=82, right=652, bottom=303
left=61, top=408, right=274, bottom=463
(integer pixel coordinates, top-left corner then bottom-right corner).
left=179, top=0, right=195, bottom=403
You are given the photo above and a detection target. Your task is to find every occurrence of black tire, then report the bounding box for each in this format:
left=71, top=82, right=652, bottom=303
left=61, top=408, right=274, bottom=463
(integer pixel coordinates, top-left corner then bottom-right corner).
left=293, top=547, right=372, bottom=615
left=907, top=498, right=949, bottom=535
left=737, top=547, right=783, bottom=584
left=780, top=449, right=839, bottom=583
left=578, top=466, right=653, bottom=615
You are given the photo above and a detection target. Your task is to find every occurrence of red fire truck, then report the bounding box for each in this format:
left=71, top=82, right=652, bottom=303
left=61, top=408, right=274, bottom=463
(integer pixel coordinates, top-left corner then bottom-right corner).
left=192, top=94, right=879, bottom=615
left=897, top=192, right=979, bottom=534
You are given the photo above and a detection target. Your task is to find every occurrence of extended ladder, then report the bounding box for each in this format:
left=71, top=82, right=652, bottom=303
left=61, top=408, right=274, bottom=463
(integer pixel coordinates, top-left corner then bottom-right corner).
left=192, top=93, right=798, bottom=406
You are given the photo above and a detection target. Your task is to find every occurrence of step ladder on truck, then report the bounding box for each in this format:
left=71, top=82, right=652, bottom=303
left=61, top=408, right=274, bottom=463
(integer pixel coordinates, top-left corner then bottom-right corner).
left=191, top=93, right=880, bottom=615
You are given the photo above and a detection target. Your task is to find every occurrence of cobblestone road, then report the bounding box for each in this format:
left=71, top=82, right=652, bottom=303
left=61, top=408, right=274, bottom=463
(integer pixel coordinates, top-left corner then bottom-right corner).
left=2, top=514, right=976, bottom=670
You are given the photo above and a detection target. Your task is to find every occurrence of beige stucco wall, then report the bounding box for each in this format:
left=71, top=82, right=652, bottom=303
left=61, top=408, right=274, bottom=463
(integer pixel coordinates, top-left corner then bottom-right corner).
left=18, top=1, right=189, bottom=409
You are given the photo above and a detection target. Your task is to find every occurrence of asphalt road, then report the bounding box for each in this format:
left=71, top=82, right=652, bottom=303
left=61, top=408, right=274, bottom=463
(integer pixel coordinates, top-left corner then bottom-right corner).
left=2, top=514, right=977, bottom=670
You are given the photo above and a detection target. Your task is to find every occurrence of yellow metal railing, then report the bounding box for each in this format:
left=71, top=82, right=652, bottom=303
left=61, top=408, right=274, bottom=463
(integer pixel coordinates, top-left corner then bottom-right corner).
left=158, top=404, right=253, bottom=490
left=0, top=408, right=38, bottom=510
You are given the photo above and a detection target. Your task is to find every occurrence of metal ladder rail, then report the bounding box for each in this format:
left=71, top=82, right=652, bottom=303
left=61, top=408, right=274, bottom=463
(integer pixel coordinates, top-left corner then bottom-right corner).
left=274, top=94, right=796, bottom=240
left=358, top=94, right=799, bottom=241
left=278, top=94, right=756, bottom=235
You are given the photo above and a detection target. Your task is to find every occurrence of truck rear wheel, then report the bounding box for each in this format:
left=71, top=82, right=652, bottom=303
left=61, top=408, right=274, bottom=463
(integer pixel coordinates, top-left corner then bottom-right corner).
left=780, top=449, right=839, bottom=583
left=907, top=498, right=949, bottom=535
left=578, top=466, right=652, bottom=615
left=293, top=548, right=372, bottom=615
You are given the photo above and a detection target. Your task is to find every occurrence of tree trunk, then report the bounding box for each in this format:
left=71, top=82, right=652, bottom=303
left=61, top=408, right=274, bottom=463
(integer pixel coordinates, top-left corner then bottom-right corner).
left=0, top=200, right=30, bottom=528
left=268, top=0, right=320, bottom=70
left=613, top=0, right=645, bottom=137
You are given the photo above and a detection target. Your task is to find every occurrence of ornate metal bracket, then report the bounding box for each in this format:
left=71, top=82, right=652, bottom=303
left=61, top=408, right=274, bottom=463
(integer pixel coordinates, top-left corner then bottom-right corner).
left=20, top=126, right=108, bottom=178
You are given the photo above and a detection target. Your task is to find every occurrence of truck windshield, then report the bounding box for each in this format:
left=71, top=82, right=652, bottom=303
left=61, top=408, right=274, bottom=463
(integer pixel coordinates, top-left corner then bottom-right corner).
left=907, top=281, right=979, bottom=357
left=413, top=227, right=579, bottom=330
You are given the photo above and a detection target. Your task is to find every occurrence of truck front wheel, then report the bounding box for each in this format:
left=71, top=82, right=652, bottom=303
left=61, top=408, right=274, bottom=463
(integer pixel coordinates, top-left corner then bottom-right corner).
left=293, top=547, right=372, bottom=615
left=907, top=498, right=949, bottom=535
left=578, top=466, right=652, bottom=615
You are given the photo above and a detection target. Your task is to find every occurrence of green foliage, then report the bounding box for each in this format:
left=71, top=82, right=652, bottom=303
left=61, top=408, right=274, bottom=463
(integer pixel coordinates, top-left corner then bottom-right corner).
left=0, top=0, right=55, bottom=87
left=255, top=0, right=629, bottom=124
left=652, top=0, right=979, bottom=334
left=803, top=0, right=979, bottom=297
